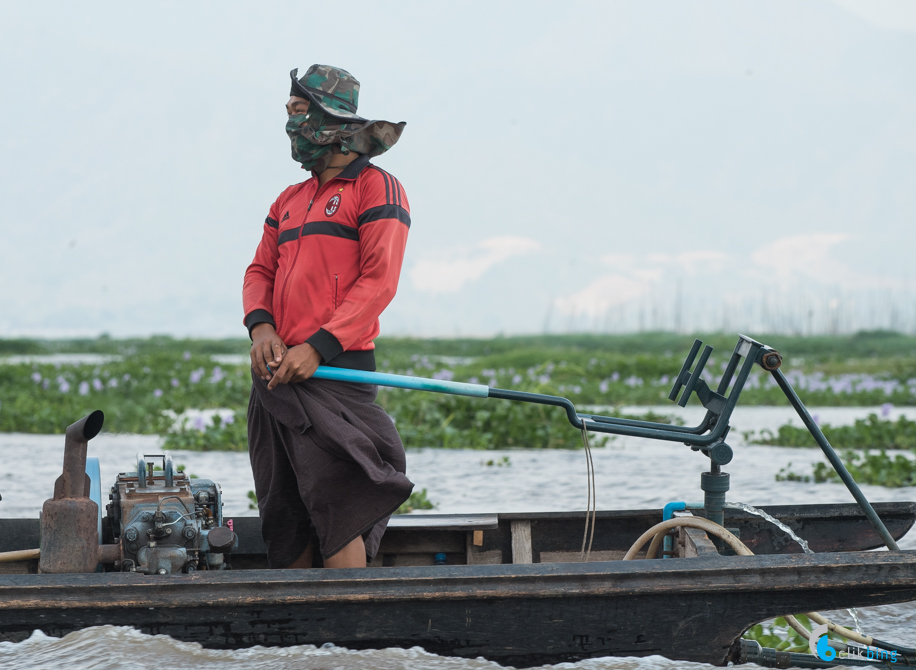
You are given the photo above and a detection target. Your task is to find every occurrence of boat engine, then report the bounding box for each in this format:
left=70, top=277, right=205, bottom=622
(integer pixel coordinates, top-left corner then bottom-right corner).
left=106, top=453, right=237, bottom=575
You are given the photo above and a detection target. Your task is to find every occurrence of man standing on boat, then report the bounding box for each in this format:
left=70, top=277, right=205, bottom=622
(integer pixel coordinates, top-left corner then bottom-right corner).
left=242, top=64, right=413, bottom=570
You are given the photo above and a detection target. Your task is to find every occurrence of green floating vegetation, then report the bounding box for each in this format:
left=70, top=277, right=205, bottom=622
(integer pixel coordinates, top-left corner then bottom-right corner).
left=151, top=462, right=197, bottom=478
left=774, top=463, right=812, bottom=483
left=777, top=450, right=916, bottom=488
left=742, top=614, right=844, bottom=652
left=153, top=404, right=677, bottom=452
left=747, top=414, right=916, bottom=450
left=395, top=488, right=436, bottom=515
left=163, top=412, right=248, bottom=452
left=379, top=389, right=582, bottom=450
left=149, top=400, right=676, bottom=452
left=745, top=425, right=816, bottom=448
left=482, top=456, right=511, bottom=467
left=0, top=352, right=250, bottom=434
left=2, top=334, right=915, bottom=444
left=620, top=410, right=684, bottom=426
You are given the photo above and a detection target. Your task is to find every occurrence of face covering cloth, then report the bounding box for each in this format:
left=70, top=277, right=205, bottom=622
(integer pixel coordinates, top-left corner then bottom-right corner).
left=286, top=108, right=406, bottom=173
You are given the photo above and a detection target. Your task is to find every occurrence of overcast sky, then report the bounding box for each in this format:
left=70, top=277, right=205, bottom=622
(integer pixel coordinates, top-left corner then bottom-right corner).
left=1, top=0, right=915, bottom=339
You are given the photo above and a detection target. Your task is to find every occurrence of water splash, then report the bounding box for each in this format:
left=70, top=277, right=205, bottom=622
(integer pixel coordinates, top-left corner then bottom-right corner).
left=725, top=501, right=863, bottom=634
left=847, top=606, right=864, bottom=635
left=725, top=501, right=812, bottom=554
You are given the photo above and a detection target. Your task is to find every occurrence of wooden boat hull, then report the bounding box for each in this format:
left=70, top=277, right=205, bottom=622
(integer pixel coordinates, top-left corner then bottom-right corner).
left=1, top=551, right=915, bottom=666
left=239, top=501, right=916, bottom=567
left=0, top=502, right=914, bottom=666
left=2, top=503, right=912, bottom=568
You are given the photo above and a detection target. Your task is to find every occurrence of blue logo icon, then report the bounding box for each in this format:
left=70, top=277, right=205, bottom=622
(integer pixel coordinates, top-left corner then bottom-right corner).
left=809, top=624, right=835, bottom=662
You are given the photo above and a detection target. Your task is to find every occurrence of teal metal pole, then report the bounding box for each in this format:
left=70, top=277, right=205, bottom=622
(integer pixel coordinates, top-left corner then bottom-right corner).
left=311, top=366, right=490, bottom=398
left=308, top=368, right=725, bottom=440
left=771, top=368, right=899, bottom=551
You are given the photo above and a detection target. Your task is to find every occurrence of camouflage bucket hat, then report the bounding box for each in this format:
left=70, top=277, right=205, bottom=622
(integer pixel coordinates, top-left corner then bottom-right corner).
left=290, top=64, right=367, bottom=122
left=289, top=64, right=405, bottom=158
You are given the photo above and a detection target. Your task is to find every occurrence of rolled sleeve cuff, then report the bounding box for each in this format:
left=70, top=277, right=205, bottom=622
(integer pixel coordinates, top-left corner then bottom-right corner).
left=244, top=309, right=276, bottom=339
left=305, top=328, right=344, bottom=363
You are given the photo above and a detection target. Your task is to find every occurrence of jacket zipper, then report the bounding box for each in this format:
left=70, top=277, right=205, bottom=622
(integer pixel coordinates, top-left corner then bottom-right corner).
left=334, top=274, right=339, bottom=309
left=275, top=197, right=314, bottom=334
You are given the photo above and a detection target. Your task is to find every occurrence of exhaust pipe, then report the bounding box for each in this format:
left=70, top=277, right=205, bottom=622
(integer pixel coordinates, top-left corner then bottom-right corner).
left=39, top=411, right=110, bottom=573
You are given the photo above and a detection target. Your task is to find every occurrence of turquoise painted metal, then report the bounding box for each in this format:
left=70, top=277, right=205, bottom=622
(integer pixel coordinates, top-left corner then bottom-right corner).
left=311, top=366, right=490, bottom=398
left=662, top=502, right=704, bottom=558
left=86, top=456, right=102, bottom=541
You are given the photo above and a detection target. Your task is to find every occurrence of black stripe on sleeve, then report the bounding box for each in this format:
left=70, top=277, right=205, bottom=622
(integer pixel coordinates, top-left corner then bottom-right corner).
left=394, top=178, right=403, bottom=207
left=277, top=228, right=300, bottom=245
left=322, top=348, right=376, bottom=371
left=372, top=166, right=391, bottom=204
left=305, top=328, right=344, bottom=362
left=265, top=216, right=279, bottom=229
left=244, top=309, right=276, bottom=339
left=301, top=220, right=360, bottom=240
left=357, top=204, right=411, bottom=228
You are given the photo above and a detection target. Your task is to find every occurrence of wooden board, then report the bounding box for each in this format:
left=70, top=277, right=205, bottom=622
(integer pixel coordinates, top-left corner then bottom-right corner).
left=388, top=514, right=499, bottom=531
left=511, top=520, right=532, bottom=564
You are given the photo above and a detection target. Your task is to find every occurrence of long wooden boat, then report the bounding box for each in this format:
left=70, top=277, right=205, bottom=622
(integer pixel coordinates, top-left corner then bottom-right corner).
left=1, top=502, right=914, bottom=667
left=5, top=334, right=916, bottom=666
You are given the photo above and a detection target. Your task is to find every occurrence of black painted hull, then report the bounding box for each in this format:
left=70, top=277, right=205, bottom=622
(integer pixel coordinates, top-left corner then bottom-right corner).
left=1, top=502, right=914, bottom=666
left=2, top=551, right=916, bottom=666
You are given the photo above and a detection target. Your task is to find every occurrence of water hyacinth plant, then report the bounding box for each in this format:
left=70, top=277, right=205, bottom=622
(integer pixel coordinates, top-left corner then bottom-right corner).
left=163, top=412, right=247, bottom=451
left=746, top=414, right=916, bottom=450
left=377, top=388, right=583, bottom=450
left=777, top=450, right=916, bottom=488
left=482, top=456, right=512, bottom=467
left=742, top=614, right=844, bottom=652
left=394, top=488, right=437, bottom=514
left=2, top=332, right=916, bottom=450
left=0, top=351, right=249, bottom=434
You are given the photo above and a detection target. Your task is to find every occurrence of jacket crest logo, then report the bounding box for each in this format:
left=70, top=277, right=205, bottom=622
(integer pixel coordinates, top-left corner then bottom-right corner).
left=325, top=194, right=341, bottom=217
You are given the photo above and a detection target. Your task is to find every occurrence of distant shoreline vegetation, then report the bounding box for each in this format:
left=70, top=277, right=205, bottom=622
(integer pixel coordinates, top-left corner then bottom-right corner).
left=777, top=449, right=916, bottom=488
left=745, top=412, right=916, bottom=450
left=746, top=411, right=916, bottom=487
left=2, top=331, right=915, bottom=451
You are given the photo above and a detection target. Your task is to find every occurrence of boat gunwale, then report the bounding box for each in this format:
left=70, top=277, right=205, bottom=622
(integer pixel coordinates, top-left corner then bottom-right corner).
left=2, top=550, right=916, bottom=610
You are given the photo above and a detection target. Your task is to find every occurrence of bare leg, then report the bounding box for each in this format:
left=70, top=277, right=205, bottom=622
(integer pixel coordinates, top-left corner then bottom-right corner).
left=324, top=535, right=367, bottom=569
left=284, top=540, right=314, bottom=569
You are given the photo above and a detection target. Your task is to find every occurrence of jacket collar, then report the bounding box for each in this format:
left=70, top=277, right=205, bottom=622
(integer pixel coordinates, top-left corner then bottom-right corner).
left=334, top=153, right=371, bottom=181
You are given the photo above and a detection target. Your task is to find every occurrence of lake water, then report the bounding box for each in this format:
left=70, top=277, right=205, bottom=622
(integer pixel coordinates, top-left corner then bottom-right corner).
left=1, top=405, right=915, bottom=669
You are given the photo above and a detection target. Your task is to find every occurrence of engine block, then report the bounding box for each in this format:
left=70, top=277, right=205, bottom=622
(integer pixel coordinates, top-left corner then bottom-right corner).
left=106, top=453, right=236, bottom=574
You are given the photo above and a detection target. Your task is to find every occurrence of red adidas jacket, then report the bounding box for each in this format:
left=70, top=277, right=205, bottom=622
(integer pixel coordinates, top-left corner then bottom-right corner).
left=242, top=155, right=410, bottom=370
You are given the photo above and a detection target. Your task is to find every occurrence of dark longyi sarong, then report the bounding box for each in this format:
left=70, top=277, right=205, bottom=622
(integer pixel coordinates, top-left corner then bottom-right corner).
left=247, top=371, right=413, bottom=567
